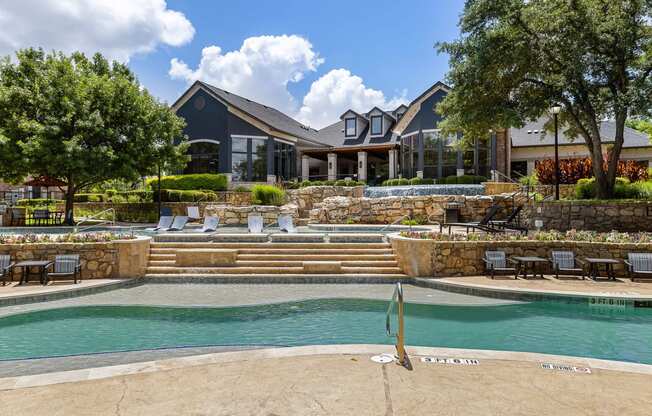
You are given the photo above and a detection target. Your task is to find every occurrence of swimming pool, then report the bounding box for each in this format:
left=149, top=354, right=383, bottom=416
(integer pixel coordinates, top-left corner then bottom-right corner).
left=1, top=299, right=650, bottom=364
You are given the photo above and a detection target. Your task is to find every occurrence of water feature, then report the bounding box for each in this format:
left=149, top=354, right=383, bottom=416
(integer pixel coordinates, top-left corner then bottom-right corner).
left=364, top=184, right=485, bottom=198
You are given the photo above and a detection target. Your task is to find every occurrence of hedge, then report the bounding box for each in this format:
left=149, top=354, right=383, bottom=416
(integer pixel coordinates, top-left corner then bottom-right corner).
left=147, top=174, right=228, bottom=192
left=153, top=189, right=219, bottom=202
left=15, top=198, right=63, bottom=207
left=73, top=193, right=107, bottom=203
left=251, top=185, right=286, bottom=206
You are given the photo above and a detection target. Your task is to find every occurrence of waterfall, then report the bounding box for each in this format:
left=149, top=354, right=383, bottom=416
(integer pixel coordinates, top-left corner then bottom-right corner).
left=364, top=184, right=485, bottom=198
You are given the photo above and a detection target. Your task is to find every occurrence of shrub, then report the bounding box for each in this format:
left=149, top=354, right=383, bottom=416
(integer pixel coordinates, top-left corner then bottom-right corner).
left=232, top=186, right=251, bottom=193
left=334, top=179, right=347, bottom=186
left=110, top=194, right=127, bottom=203
left=575, top=177, right=652, bottom=200
left=251, top=185, right=286, bottom=206
left=15, top=198, right=62, bottom=207
left=74, top=193, right=106, bottom=203
left=397, top=178, right=409, bottom=185
left=148, top=174, right=228, bottom=192
left=536, top=158, right=649, bottom=184
left=408, top=177, right=423, bottom=185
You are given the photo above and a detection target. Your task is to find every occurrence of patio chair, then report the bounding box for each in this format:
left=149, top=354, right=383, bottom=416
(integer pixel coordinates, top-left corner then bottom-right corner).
left=146, top=216, right=174, bottom=232
left=549, top=250, right=585, bottom=280
left=45, top=254, right=81, bottom=284
left=440, top=204, right=503, bottom=235
left=200, top=216, right=220, bottom=233
left=624, top=253, right=652, bottom=282
left=278, top=214, right=297, bottom=233
left=10, top=208, right=25, bottom=226
left=483, top=250, right=518, bottom=279
left=164, top=216, right=189, bottom=232
left=187, top=206, right=201, bottom=222
left=32, top=209, right=50, bottom=226
left=248, top=215, right=263, bottom=233
left=0, top=254, right=15, bottom=286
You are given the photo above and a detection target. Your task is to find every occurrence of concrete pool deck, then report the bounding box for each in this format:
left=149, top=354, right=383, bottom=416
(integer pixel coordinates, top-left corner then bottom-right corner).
left=432, top=275, right=652, bottom=301
left=1, top=345, right=651, bottom=415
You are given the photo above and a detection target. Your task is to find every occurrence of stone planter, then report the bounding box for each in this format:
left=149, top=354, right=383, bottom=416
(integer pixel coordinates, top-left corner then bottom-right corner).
left=0, top=236, right=150, bottom=281
left=204, top=204, right=298, bottom=225
left=388, top=233, right=652, bottom=278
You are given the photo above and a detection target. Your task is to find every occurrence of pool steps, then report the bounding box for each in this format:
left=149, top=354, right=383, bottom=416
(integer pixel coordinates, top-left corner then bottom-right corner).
left=145, top=238, right=406, bottom=278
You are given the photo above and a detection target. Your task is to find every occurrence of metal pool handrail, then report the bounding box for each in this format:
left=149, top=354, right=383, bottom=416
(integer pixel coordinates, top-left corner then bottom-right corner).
left=73, top=208, right=116, bottom=234
left=379, top=214, right=412, bottom=234
left=386, top=282, right=408, bottom=366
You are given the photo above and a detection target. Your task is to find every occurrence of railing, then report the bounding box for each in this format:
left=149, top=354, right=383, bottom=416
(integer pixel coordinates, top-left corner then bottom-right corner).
left=386, top=282, right=408, bottom=366
left=73, top=208, right=116, bottom=234
left=379, top=214, right=413, bottom=234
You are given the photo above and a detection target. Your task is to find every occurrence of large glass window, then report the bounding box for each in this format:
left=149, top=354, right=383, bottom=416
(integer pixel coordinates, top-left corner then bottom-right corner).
left=400, top=135, right=415, bottom=178
left=345, top=118, right=357, bottom=137
left=184, top=141, right=220, bottom=174
left=423, top=132, right=440, bottom=178
left=441, top=135, right=458, bottom=177
left=231, top=137, right=270, bottom=182
left=274, top=141, right=296, bottom=181
left=370, top=115, right=383, bottom=136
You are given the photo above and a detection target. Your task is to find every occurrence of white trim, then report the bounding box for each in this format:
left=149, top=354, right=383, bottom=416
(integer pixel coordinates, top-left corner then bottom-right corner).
left=401, top=130, right=420, bottom=138
left=421, top=129, right=441, bottom=134
left=230, top=134, right=269, bottom=140
left=273, top=137, right=295, bottom=146
left=187, top=139, right=221, bottom=145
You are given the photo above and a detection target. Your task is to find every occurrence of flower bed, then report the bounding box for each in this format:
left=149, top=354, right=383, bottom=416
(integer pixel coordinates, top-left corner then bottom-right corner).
left=399, top=230, right=652, bottom=244
left=0, top=232, right=136, bottom=245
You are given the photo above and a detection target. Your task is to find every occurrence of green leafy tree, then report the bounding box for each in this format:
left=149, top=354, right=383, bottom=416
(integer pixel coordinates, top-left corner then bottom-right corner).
left=0, top=49, right=188, bottom=224
left=626, top=118, right=652, bottom=140
left=437, top=0, right=652, bottom=198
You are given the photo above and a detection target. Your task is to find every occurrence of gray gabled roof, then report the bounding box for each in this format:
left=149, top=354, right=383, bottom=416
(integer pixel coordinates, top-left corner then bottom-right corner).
left=314, top=118, right=399, bottom=148
left=512, top=118, right=651, bottom=148
left=194, top=81, right=324, bottom=144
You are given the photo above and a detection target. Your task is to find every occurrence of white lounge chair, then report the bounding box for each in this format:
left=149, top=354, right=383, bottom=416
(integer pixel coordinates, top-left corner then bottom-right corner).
left=248, top=215, right=263, bottom=233
left=200, top=216, right=220, bottom=233
left=278, top=214, right=297, bottom=233
left=187, top=206, right=201, bottom=221
left=146, top=216, right=174, bottom=232
left=164, top=216, right=189, bottom=232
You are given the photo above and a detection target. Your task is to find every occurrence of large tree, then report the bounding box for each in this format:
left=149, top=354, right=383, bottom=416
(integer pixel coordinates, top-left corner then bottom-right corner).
left=437, top=0, right=652, bottom=198
left=0, top=49, right=188, bottom=224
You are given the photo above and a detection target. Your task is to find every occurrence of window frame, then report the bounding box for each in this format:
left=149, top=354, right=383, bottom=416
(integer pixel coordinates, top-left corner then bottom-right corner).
left=344, top=117, right=357, bottom=137
left=370, top=115, right=383, bottom=136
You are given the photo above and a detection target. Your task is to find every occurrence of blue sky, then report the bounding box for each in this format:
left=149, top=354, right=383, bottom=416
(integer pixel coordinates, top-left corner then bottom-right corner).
left=0, top=0, right=465, bottom=128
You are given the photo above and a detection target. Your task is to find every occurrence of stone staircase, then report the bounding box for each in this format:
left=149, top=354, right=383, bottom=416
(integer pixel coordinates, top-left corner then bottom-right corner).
left=145, top=234, right=407, bottom=279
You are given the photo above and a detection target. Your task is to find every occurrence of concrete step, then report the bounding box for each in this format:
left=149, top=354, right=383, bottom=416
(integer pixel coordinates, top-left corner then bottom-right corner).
left=235, top=248, right=394, bottom=255
left=144, top=274, right=409, bottom=282
left=148, top=254, right=176, bottom=260
left=145, top=266, right=403, bottom=275
left=150, top=242, right=391, bottom=249
left=231, top=260, right=398, bottom=268
left=148, top=260, right=176, bottom=267
left=236, top=254, right=396, bottom=261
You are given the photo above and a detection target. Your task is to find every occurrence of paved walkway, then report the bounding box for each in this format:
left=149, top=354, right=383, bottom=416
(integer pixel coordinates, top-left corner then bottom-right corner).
left=0, top=279, right=122, bottom=299
left=438, top=276, right=652, bottom=299
left=1, top=346, right=650, bottom=416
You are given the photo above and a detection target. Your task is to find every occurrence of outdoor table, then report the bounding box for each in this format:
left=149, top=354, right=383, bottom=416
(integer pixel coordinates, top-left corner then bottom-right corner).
left=512, top=256, right=548, bottom=279
left=15, top=260, right=53, bottom=285
left=584, top=258, right=620, bottom=281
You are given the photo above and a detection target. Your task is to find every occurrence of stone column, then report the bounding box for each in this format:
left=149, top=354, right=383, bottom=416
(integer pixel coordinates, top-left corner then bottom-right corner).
left=301, top=154, right=310, bottom=181
left=357, top=151, right=368, bottom=182
left=388, top=149, right=397, bottom=179
left=327, top=153, right=337, bottom=181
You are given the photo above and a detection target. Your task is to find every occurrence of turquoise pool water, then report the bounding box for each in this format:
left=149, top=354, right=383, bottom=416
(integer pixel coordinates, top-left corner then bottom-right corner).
left=1, top=299, right=651, bottom=363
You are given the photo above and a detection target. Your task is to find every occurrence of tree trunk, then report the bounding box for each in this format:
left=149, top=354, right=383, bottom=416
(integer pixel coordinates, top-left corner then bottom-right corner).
left=64, top=184, right=75, bottom=225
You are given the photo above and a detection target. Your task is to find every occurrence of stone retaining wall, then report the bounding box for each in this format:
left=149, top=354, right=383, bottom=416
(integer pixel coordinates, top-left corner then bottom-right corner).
left=204, top=204, right=298, bottom=225
left=389, top=235, right=652, bottom=278
left=309, top=194, right=518, bottom=224
left=523, top=201, right=652, bottom=232
left=0, top=237, right=150, bottom=281
left=287, top=186, right=364, bottom=217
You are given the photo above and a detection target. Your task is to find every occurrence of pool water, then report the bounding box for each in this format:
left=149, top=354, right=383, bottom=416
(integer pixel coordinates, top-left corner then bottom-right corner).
left=1, top=299, right=651, bottom=363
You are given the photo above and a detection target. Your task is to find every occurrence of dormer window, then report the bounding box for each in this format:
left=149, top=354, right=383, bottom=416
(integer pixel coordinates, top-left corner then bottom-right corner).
left=370, top=115, right=383, bottom=136
left=345, top=117, right=357, bottom=137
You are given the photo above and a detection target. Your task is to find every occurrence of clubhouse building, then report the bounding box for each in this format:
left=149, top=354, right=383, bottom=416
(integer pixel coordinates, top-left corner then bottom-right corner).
left=171, top=81, right=650, bottom=185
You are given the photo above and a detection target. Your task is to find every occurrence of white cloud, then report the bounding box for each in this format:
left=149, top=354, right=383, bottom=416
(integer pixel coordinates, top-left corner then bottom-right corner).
left=297, top=69, right=409, bottom=128
left=0, top=0, right=195, bottom=62
left=169, top=35, right=324, bottom=114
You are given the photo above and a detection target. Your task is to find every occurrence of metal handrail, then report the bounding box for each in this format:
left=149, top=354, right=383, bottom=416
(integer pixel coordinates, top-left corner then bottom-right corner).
left=73, top=208, right=116, bottom=233
left=386, top=282, right=408, bottom=366
left=379, top=214, right=412, bottom=234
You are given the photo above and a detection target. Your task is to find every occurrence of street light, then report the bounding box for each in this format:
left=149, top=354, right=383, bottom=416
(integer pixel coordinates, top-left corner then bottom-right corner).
left=551, top=105, right=562, bottom=200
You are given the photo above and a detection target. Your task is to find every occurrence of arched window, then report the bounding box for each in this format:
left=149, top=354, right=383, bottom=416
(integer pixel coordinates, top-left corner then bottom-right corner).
left=184, top=140, right=220, bottom=174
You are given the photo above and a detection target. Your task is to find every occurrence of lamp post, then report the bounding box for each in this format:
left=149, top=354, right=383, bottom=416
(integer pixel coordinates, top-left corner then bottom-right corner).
left=551, top=105, right=562, bottom=200
left=157, top=162, right=162, bottom=220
